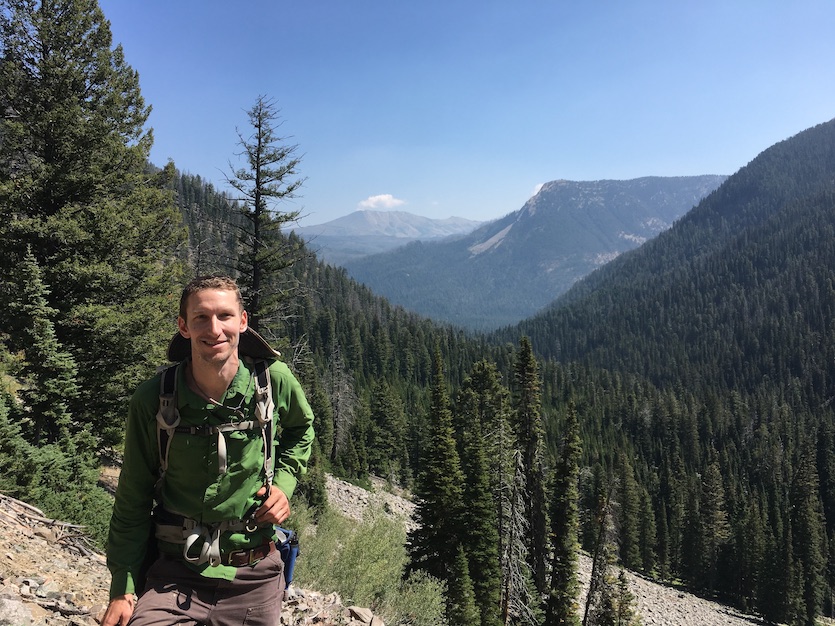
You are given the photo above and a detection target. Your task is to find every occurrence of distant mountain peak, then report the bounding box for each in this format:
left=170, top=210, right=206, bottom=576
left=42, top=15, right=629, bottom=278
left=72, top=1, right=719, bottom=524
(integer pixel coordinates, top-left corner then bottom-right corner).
left=290, top=209, right=484, bottom=265
left=295, top=209, right=482, bottom=239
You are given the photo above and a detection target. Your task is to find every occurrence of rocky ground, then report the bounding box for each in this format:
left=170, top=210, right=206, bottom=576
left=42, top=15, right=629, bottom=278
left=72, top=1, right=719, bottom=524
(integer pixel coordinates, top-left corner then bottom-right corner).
left=0, top=476, right=773, bottom=626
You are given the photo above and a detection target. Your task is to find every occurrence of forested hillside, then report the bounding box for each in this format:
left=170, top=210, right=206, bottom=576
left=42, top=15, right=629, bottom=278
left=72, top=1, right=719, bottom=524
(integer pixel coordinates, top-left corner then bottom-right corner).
left=496, top=117, right=835, bottom=624
left=2, top=2, right=834, bottom=625
left=505, top=119, right=835, bottom=403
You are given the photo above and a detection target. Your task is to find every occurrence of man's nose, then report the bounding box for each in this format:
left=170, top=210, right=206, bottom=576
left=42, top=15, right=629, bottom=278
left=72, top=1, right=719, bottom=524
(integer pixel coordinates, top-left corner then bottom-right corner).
left=209, top=316, right=223, bottom=335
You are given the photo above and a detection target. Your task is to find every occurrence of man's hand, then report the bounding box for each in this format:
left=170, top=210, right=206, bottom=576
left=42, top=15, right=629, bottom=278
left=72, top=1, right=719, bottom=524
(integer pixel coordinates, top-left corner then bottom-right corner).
left=254, top=485, right=290, bottom=524
left=100, top=594, right=135, bottom=626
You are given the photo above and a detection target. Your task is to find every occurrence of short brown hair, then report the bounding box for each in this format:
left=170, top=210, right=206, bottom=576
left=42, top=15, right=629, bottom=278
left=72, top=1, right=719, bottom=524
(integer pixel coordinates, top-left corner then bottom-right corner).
left=178, top=275, right=244, bottom=320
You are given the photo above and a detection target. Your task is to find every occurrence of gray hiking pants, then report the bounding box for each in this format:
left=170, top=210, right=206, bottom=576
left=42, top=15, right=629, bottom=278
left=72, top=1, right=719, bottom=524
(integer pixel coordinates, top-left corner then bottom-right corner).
left=128, top=551, right=285, bottom=626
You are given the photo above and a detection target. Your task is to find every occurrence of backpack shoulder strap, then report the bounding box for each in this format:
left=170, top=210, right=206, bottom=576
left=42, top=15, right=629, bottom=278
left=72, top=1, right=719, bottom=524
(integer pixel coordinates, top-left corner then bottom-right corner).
left=155, top=363, right=181, bottom=492
left=154, top=358, right=275, bottom=497
left=249, top=358, right=275, bottom=488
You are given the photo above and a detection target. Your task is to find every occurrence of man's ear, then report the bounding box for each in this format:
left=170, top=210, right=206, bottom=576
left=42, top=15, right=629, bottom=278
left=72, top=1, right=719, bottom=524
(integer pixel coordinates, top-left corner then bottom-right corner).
left=177, top=316, right=191, bottom=338
left=240, top=310, right=248, bottom=332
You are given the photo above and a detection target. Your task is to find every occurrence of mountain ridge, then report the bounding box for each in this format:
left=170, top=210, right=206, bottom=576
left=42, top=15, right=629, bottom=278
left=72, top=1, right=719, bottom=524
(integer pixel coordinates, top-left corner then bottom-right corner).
left=508, top=117, right=835, bottom=401
left=344, top=175, right=727, bottom=330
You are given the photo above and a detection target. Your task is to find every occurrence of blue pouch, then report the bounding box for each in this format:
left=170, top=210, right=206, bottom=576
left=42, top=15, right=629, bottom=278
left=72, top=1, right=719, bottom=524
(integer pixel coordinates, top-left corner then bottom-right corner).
left=276, top=527, right=299, bottom=586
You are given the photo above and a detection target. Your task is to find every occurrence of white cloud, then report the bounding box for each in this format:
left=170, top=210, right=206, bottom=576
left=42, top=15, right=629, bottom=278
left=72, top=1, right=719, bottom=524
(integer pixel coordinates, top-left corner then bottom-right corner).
left=358, top=194, right=406, bottom=210
left=532, top=183, right=544, bottom=196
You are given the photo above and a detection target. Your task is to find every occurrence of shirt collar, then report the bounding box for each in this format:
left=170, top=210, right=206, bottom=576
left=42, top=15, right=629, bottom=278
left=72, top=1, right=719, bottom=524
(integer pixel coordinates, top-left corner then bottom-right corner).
left=176, top=359, right=255, bottom=410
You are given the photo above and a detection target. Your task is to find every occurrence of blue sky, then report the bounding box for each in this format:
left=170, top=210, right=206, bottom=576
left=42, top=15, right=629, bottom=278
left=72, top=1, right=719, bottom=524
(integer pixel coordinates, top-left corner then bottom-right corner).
left=100, top=1, right=835, bottom=227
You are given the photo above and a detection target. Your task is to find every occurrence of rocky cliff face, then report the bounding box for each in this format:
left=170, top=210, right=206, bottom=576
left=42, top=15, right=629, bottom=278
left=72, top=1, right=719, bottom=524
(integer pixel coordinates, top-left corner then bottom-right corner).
left=1, top=478, right=766, bottom=626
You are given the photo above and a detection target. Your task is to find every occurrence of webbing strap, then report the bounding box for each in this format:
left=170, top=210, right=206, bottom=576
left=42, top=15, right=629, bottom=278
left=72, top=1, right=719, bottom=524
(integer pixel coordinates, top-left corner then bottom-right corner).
left=252, top=360, right=275, bottom=489
left=173, top=421, right=259, bottom=436
left=155, top=364, right=180, bottom=493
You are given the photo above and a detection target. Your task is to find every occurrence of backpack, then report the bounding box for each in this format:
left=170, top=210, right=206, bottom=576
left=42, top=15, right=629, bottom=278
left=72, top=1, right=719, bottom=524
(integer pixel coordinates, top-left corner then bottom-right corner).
left=137, top=329, right=299, bottom=591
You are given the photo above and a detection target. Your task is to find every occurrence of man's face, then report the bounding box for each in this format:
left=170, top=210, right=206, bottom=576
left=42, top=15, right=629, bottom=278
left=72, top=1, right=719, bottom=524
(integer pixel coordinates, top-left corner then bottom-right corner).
left=177, top=288, right=248, bottom=365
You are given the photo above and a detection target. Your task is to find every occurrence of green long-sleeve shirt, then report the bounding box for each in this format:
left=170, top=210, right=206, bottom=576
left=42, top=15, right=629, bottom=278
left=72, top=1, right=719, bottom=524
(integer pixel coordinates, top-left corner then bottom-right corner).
left=106, top=357, right=315, bottom=599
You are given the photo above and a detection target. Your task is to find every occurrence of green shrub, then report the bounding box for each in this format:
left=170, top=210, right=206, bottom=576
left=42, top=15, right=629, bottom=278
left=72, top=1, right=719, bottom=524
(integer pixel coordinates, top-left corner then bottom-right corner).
left=292, top=503, right=447, bottom=626
left=0, top=392, right=113, bottom=547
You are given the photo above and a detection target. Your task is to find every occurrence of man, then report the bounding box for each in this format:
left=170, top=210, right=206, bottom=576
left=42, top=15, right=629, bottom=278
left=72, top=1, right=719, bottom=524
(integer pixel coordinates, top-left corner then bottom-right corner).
left=102, top=275, right=315, bottom=626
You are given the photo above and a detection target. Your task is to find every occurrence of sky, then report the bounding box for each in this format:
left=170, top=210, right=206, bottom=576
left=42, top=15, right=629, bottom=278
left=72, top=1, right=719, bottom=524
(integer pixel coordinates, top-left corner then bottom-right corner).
left=99, top=1, right=835, bottom=227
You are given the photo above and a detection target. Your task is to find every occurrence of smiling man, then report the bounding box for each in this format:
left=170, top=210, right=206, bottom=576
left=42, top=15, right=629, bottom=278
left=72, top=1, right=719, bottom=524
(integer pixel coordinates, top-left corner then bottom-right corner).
left=103, top=275, right=315, bottom=626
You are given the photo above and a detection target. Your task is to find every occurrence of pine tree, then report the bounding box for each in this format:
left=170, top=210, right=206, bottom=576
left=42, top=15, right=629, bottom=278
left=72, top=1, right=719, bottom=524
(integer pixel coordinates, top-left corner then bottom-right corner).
left=367, top=380, right=409, bottom=484
left=512, top=336, right=549, bottom=593
left=546, top=401, right=582, bottom=626
left=790, top=447, right=826, bottom=626
left=0, top=0, right=186, bottom=448
left=456, top=364, right=503, bottom=626
left=226, top=95, right=306, bottom=331
left=407, top=347, right=470, bottom=622
left=14, top=247, right=80, bottom=446
left=447, top=544, right=481, bottom=626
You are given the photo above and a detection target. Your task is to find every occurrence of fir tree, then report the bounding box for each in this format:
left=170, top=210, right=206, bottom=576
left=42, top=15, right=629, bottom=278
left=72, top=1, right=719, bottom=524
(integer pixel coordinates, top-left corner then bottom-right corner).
left=546, top=401, right=582, bottom=626
left=502, top=450, right=542, bottom=626
left=698, top=460, right=730, bottom=592
left=512, top=336, right=549, bottom=593
left=367, top=380, right=409, bottom=484
left=447, top=544, right=481, bottom=626
left=407, top=347, right=470, bottom=622
left=615, top=453, right=641, bottom=572
left=225, top=95, right=306, bottom=331
left=15, top=247, right=79, bottom=446
left=457, top=364, right=503, bottom=626
left=0, top=0, right=186, bottom=448
left=790, top=447, right=826, bottom=626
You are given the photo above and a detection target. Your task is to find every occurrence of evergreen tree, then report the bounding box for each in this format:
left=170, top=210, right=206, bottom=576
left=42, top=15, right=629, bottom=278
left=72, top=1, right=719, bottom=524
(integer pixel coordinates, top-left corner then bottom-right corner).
left=615, top=453, right=641, bottom=571
left=447, top=544, right=481, bottom=626
left=367, top=380, right=409, bottom=484
left=325, top=342, right=358, bottom=466
left=546, top=401, right=582, bottom=626
left=790, top=447, right=825, bottom=626
left=226, top=95, right=305, bottom=331
left=637, top=487, right=657, bottom=575
left=698, top=460, right=730, bottom=592
left=512, top=336, right=549, bottom=593
left=457, top=365, right=503, bottom=626
left=734, top=498, right=765, bottom=613
left=593, top=569, right=642, bottom=626
left=14, top=247, right=79, bottom=446
left=0, top=391, right=32, bottom=494
left=502, top=450, right=542, bottom=626
left=583, top=483, right=617, bottom=626
left=407, top=347, right=470, bottom=622
left=0, top=0, right=186, bottom=448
